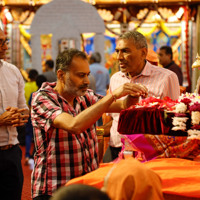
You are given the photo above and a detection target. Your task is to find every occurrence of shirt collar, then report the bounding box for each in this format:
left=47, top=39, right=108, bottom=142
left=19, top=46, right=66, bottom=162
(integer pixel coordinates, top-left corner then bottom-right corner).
left=164, top=61, right=174, bottom=69
left=120, top=60, right=151, bottom=79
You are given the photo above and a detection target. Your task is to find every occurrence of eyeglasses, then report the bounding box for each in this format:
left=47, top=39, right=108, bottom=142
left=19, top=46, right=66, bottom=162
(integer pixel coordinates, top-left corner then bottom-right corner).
left=0, top=38, right=9, bottom=47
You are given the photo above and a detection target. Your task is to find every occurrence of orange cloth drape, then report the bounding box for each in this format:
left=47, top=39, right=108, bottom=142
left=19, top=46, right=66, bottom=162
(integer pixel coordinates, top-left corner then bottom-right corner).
left=66, top=163, right=114, bottom=189
left=66, top=158, right=164, bottom=200
left=66, top=158, right=200, bottom=199
left=145, top=158, right=200, bottom=198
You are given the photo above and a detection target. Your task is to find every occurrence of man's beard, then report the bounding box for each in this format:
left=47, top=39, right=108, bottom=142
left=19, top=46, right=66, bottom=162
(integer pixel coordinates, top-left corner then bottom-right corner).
left=65, top=81, right=88, bottom=97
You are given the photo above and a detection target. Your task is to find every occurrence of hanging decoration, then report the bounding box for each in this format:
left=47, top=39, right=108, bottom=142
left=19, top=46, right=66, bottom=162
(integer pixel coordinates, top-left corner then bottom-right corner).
left=20, top=35, right=32, bottom=56
left=137, top=25, right=157, bottom=37
left=160, top=21, right=181, bottom=36
left=105, top=20, right=181, bottom=37
left=133, top=9, right=151, bottom=30
left=97, top=9, right=113, bottom=22
left=2, top=7, right=8, bottom=34
left=184, top=6, right=191, bottom=91
left=105, top=24, right=120, bottom=36
left=40, top=34, right=52, bottom=64
left=19, top=24, right=31, bottom=40
left=104, top=6, right=183, bottom=37
left=19, top=24, right=32, bottom=56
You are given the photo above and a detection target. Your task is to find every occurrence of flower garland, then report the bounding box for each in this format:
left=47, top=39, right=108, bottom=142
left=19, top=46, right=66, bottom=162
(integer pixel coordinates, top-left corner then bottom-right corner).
left=160, top=21, right=181, bottom=36
left=173, top=93, right=200, bottom=139
left=184, top=6, right=191, bottom=91
left=105, top=20, right=181, bottom=37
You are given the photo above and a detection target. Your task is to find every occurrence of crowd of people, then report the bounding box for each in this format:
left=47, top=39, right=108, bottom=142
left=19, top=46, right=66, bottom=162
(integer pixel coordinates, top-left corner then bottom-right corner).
left=0, top=26, right=186, bottom=200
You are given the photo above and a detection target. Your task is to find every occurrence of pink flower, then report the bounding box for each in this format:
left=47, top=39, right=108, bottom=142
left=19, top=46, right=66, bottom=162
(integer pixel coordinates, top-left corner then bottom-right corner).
left=189, top=102, right=200, bottom=111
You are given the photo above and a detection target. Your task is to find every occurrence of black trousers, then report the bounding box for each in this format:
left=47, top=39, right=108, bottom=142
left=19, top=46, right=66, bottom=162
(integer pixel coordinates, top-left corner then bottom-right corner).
left=103, top=145, right=122, bottom=163
left=0, top=145, right=23, bottom=200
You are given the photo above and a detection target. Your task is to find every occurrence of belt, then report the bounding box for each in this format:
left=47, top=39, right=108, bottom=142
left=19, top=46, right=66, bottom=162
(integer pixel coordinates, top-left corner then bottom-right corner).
left=0, top=144, right=15, bottom=151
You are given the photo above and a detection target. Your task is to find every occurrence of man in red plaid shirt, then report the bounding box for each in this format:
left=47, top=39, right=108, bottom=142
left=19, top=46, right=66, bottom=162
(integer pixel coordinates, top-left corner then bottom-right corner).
left=31, top=48, right=148, bottom=200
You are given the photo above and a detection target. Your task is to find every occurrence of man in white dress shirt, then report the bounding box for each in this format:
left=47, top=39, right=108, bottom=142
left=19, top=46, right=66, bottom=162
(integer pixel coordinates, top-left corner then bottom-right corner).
left=0, top=28, right=29, bottom=200
left=103, top=30, right=180, bottom=162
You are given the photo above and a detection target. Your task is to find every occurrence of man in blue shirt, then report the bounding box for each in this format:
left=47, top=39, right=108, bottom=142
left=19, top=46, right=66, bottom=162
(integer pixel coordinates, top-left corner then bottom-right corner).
left=89, top=52, right=110, bottom=126
left=89, top=52, right=110, bottom=96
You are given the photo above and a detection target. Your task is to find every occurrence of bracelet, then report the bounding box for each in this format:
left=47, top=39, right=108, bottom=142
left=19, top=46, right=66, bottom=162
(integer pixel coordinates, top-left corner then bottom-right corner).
left=110, top=90, right=117, bottom=102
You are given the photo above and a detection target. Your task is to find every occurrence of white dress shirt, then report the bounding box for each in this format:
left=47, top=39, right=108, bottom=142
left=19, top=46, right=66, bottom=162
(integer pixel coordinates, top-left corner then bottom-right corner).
left=109, top=61, right=180, bottom=147
left=0, top=60, right=28, bottom=146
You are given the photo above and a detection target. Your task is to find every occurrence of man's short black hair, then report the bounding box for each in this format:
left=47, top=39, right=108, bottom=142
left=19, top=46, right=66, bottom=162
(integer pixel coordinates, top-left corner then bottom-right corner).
left=160, top=46, right=173, bottom=59
left=45, top=59, right=54, bottom=69
left=90, top=52, right=101, bottom=63
left=56, top=48, right=87, bottom=72
left=28, top=69, right=38, bottom=80
left=36, top=75, right=47, bottom=88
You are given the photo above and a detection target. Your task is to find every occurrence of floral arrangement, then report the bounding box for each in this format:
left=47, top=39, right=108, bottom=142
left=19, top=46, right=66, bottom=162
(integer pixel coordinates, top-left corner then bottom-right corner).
left=130, top=96, right=176, bottom=111
left=172, top=93, right=200, bottom=139
left=128, top=93, right=200, bottom=139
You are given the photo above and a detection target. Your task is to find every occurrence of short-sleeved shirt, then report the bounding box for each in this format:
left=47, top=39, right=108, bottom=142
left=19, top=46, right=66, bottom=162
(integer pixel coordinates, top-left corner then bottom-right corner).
left=90, top=63, right=110, bottom=96
left=43, top=71, right=57, bottom=82
left=24, top=81, right=38, bottom=105
left=31, top=82, right=102, bottom=198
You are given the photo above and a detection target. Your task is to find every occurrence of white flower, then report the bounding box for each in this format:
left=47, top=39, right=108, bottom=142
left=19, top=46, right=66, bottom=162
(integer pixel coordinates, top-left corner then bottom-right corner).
left=187, top=129, right=200, bottom=140
left=191, top=111, right=200, bottom=125
left=175, top=102, right=187, bottom=113
left=172, top=117, right=188, bottom=131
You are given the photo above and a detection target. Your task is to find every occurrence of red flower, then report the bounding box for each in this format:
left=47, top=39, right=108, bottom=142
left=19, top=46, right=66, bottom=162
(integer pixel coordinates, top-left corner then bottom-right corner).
left=189, top=102, right=200, bottom=111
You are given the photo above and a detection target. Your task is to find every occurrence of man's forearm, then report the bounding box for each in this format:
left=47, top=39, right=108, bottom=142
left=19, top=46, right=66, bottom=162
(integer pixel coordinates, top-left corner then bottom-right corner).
left=53, top=93, right=116, bottom=134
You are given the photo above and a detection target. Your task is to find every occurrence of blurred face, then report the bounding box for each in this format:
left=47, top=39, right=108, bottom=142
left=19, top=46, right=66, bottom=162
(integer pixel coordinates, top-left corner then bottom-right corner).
left=0, top=30, right=8, bottom=60
left=158, top=49, right=171, bottom=67
left=115, top=39, right=147, bottom=77
left=63, top=57, right=90, bottom=97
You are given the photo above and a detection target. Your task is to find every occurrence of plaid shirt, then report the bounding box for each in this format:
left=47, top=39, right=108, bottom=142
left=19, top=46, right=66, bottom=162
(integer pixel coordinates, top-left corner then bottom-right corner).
left=31, top=82, right=102, bottom=198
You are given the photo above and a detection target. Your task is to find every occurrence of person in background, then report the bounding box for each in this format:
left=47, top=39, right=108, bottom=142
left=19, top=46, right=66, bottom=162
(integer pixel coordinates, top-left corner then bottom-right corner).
left=158, top=45, right=183, bottom=86
left=24, top=69, right=38, bottom=164
left=103, top=30, right=180, bottom=163
left=24, top=69, right=38, bottom=105
left=88, top=73, right=96, bottom=92
left=89, top=52, right=110, bottom=96
left=50, top=184, right=111, bottom=200
left=31, top=48, right=147, bottom=200
left=89, top=52, right=110, bottom=126
left=43, top=59, right=57, bottom=82
left=0, top=28, right=29, bottom=200
left=25, top=74, right=47, bottom=167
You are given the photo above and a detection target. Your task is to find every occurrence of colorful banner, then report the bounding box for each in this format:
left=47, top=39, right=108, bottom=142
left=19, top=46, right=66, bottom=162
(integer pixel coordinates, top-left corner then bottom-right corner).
left=40, top=34, right=52, bottom=64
